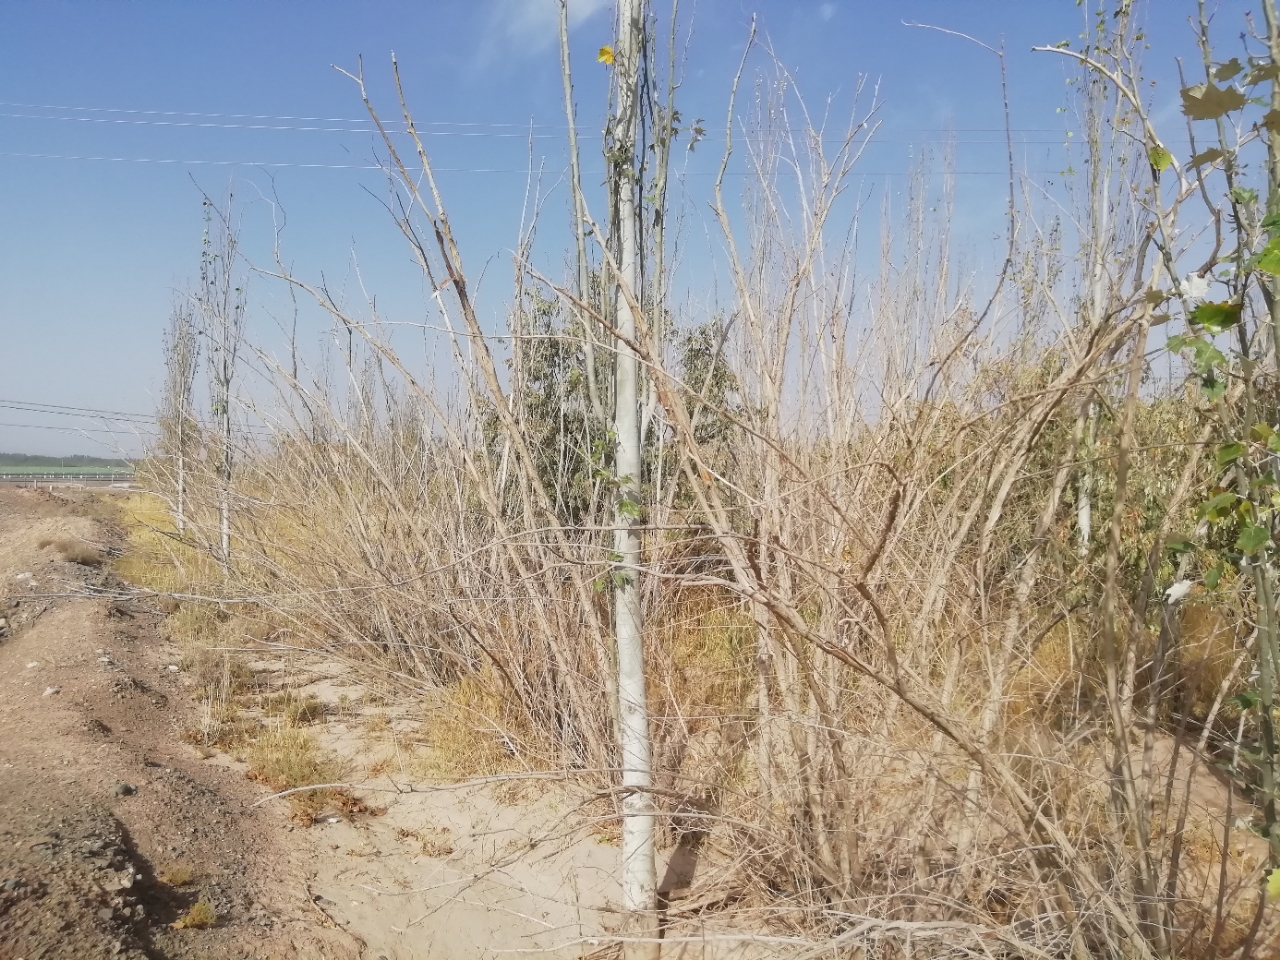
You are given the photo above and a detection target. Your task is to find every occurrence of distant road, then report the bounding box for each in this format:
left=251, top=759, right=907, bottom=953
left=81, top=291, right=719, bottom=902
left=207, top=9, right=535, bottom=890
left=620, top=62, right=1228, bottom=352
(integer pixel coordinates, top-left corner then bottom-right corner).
left=0, top=473, right=136, bottom=485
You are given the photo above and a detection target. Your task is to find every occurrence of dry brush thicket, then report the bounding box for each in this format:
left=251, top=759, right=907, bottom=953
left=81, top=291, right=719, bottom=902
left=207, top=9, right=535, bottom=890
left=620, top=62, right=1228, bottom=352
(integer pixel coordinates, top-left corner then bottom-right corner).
left=138, top=6, right=1280, bottom=958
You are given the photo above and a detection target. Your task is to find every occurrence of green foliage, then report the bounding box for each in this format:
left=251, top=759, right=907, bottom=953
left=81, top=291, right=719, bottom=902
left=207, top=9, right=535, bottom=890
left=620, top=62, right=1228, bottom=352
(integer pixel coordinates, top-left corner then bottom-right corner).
left=486, top=289, right=604, bottom=525
left=1189, top=301, right=1242, bottom=334
left=1147, top=144, right=1172, bottom=172
left=1256, top=238, right=1280, bottom=276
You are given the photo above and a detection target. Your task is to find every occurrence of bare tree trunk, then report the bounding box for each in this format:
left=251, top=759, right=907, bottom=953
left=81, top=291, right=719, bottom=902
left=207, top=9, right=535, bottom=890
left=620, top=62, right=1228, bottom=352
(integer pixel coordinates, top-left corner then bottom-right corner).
left=197, top=195, right=245, bottom=570
left=219, top=397, right=232, bottom=564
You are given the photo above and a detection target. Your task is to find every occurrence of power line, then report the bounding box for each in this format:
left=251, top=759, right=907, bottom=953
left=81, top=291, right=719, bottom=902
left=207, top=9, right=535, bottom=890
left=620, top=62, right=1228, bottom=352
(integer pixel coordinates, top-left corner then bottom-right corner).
left=0, top=112, right=564, bottom=138
left=0, top=100, right=1079, bottom=134
left=0, top=404, right=156, bottom=428
left=0, top=152, right=1059, bottom=176
left=0, top=400, right=274, bottom=437
left=0, top=101, right=550, bottom=128
left=0, top=419, right=157, bottom=436
left=0, top=398, right=156, bottom=419
left=0, top=112, right=1138, bottom=145
left=0, top=151, right=535, bottom=171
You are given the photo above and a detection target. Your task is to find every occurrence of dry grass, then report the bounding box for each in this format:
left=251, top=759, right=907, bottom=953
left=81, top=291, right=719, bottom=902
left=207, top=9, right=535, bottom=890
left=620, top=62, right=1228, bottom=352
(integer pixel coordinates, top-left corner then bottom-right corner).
left=244, top=727, right=380, bottom=824
left=128, top=16, right=1280, bottom=957
left=158, top=863, right=196, bottom=887
left=263, top=690, right=325, bottom=726
left=172, top=900, right=216, bottom=930
left=42, top=537, right=103, bottom=566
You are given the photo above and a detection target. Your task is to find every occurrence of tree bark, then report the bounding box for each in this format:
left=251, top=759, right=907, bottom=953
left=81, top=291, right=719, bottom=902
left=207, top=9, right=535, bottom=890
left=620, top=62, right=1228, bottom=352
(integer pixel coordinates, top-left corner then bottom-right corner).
left=610, top=0, right=658, bottom=951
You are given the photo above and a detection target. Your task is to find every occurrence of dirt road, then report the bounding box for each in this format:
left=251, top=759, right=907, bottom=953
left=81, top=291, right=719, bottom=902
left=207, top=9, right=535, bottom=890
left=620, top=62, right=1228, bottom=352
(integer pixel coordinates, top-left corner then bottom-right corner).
left=0, top=486, right=361, bottom=960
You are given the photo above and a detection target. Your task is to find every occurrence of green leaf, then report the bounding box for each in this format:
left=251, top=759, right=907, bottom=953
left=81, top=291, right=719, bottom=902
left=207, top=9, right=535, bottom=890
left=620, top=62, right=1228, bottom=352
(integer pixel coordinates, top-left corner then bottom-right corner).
left=1237, top=524, right=1271, bottom=555
left=1252, top=423, right=1276, bottom=442
left=1202, top=376, right=1227, bottom=402
left=1234, top=691, right=1263, bottom=711
left=1268, top=868, right=1280, bottom=900
left=1258, top=238, right=1280, bottom=276
left=1148, top=145, right=1173, bottom=172
left=1189, top=147, right=1225, bottom=167
left=1205, top=563, right=1224, bottom=589
left=1182, top=82, right=1248, bottom=120
left=1216, top=58, right=1245, bottom=81
left=1269, top=434, right=1280, bottom=454
left=617, top=497, right=641, bottom=519
left=1166, top=536, right=1196, bottom=555
left=1232, top=186, right=1260, bottom=206
left=1217, top=442, right=1245, bottom=467
left=1199, top=491, right=1239, bottom=520
left=1190, top=300, right=1243, bottom=333
left=1193, top=342, right=1227, bottom=373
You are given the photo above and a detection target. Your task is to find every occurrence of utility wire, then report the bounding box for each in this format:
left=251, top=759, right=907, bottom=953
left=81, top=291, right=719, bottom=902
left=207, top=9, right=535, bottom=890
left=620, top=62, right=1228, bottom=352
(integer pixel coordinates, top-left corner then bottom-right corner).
left=0, top=399, right=275, bottom=438
left=0, top=152, right=1058, bottom=175
left=0, top=111, right=1126, bottom=145
left=0, top=398, right=157, bottom=420
left=0, top=419, right=157, bottom=436
left=0, top=100, right=1077, bottom=134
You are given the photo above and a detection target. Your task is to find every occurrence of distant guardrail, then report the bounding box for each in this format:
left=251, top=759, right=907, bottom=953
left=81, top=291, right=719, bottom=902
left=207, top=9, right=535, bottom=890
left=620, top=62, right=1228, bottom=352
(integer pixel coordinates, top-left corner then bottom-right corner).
left=0, top=473, right=136, bottom=482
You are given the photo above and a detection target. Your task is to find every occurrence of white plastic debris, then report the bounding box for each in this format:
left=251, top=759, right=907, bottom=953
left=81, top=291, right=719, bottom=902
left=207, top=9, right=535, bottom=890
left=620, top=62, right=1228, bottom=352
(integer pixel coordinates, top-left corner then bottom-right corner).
left=1183, top=274, right=1210, bottom=300
left=1163, top=580, right=1194, bottom=605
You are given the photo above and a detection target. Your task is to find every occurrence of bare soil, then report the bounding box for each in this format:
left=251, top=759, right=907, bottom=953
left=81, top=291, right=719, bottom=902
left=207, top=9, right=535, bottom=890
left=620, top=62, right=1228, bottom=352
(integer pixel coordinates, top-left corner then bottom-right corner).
left=0, top=486, right=361, bottom=960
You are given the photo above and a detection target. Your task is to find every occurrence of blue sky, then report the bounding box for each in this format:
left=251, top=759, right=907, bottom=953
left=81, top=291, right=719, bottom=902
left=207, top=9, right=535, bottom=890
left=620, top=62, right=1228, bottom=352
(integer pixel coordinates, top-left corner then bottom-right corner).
left=0, top=0, right=1194, bottom=457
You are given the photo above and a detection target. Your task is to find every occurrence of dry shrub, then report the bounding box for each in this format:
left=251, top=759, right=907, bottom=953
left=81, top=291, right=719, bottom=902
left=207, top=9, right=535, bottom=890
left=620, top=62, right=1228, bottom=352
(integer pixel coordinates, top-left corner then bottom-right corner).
left=263, top=690, right=324, bottom=726
left=112, top=492, right=213, bottom=591
left=245, top=728, right=376, bottom=824
left=415, top=672, right=531, bottom=779
left=135, top=15, right=1280, bottom=957
left=48, top=537, right=102, bottom=567
left=159, top=863, right=195, bottom=887
left=172, top=900, right=215, bottom=930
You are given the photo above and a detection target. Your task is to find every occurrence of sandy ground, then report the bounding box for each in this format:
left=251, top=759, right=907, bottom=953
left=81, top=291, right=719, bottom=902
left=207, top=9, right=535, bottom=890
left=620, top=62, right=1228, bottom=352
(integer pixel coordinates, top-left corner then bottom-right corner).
left=0, top=487, right=759, bottom=960
left=0, top=485, right=361, bottom=959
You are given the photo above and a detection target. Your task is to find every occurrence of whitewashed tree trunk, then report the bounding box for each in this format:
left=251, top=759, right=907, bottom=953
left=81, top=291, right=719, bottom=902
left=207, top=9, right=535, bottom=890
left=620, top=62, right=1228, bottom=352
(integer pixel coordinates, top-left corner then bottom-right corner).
left=610, top=0, right=657, bottom=948
left=161, top=302, right=199, bottom=537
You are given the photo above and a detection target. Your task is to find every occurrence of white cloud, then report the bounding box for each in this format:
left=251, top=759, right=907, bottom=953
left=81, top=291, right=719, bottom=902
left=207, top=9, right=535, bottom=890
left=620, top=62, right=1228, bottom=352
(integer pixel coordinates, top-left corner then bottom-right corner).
left=819, top=2, right=837, bottom=21
left=488, top=0, right=611, bottom=54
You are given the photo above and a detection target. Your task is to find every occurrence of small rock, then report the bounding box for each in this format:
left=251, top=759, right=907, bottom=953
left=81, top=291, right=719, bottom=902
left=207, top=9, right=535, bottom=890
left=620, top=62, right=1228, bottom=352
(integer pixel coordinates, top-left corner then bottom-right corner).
left=14, top=572, right=32, bottom=581
left=97, top=906, right=115, bottom=922
left=112, top=783, right=136, bottom=797
left=1, top=877, right=25, bottom=892
left=25, top=662, right=38, bottom=669
left=42, top=686, right=61, bottom=696
left=166, top=664, right=179, bottom=673
left=102, top=870, right=134, bottom=892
